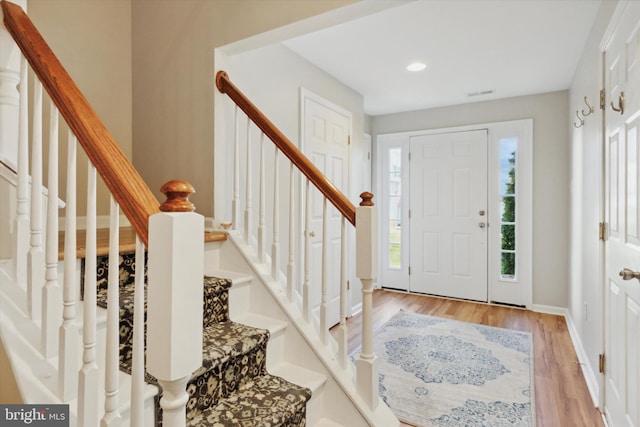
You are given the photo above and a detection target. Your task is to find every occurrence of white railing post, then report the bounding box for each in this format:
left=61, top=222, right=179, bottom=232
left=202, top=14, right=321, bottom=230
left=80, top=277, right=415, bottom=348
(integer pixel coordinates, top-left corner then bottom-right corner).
left=244, top=119, right=252, bottom=243
left=302, top=178, right=311, bottom=323
left=13, top=55, right=28, bottom=285
left=27, top=81, right=44, bottom=321
left=320, top=197, right=329, bottom=344
left=286, top=164, right=295, bottom=301
left=58, top=131, right=78, bottom=401
left=355, top=192, right=379, bottom=410
left=42, top=101, right=62, bottom=358
left=78, top=162, right=99, bottom=427
left=101, top=196, right=121, bottom=427
left=271, top=149, right=280, bottom=281
left=257, top=133, right=266, bottom=263
left=232, top=106, right=240, bottom=228
left=338, top=216, right=348, bottom=368
left=148, top=181, right=203, bottom=427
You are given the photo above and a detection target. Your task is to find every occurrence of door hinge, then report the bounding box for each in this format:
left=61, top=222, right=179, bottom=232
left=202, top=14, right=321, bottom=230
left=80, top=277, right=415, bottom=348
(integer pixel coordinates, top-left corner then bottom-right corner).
left=367, top=152, right=371, bottom=160
left=347, top=280, right=350, bottom=290
left=408, top=209, right=411, bottom=219
left=348, top=135, right=351, bottom=145
left=599, top=353, right=606, bottom=374
left=408, top=152, right=411, bottom=161
left=408, top=266, right=411, bottom=275
left=600, top=89, right=605, bottom=110
left=599, top=222, right=607, bottom=241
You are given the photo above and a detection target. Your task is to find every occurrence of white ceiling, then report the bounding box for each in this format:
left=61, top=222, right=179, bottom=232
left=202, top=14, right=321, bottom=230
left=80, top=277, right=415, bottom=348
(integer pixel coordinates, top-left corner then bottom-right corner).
left=282, top=0, right=602, bottom=116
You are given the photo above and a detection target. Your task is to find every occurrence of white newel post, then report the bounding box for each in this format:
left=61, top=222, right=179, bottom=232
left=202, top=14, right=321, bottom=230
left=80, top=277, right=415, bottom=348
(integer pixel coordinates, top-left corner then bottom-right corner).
left=147, top=181, right=203, bottom=427
left=355, top=192, right=379, bottom=410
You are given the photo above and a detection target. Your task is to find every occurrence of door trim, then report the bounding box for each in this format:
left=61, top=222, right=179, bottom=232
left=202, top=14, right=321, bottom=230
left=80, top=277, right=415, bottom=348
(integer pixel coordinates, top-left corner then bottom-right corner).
left=299, top=88, right=353, bottom=322
left=375, top=119, right=533, bottom=308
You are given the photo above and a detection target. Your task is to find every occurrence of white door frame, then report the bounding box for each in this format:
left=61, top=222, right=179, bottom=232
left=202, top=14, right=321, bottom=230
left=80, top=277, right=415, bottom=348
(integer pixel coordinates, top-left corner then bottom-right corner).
left=376, top=119, right=533, bottom=308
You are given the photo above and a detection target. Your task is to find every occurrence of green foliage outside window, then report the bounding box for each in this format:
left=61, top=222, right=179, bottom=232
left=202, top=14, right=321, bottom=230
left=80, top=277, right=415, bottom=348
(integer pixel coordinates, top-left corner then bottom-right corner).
left=501, top=151, right=516, bottom=277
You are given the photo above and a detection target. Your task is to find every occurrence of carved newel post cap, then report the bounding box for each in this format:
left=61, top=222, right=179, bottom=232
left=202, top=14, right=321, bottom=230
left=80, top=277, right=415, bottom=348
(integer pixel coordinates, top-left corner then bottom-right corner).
left=160, top=180, right=196, bottom=212
left=359, top=192, right=374, bottom=207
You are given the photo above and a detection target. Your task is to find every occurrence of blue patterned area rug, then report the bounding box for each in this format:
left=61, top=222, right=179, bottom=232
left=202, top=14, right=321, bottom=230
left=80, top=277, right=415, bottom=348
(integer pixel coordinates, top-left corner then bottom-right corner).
left=374, top=311, right=534, bottom=426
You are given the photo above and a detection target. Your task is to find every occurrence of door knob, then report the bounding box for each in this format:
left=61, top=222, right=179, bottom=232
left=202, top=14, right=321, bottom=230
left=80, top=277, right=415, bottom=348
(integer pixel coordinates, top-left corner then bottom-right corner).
left=479, top=222, right=486, bottom=229
left=309, top=231, right=315, bottom=237
left=619, top=268, right=640, bottom=281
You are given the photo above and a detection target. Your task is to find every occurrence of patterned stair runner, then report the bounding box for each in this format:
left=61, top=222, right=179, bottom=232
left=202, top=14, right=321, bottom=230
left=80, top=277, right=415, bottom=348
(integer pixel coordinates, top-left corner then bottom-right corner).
left=84, top=253, right=312, bottom=426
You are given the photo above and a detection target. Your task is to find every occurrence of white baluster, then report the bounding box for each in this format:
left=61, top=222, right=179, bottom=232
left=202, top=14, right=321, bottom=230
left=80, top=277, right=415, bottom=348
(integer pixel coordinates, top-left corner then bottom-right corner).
left=130, top=237, right=145, bottom=426
left=244, top=119, right=252, bottom=243
left=286, top=164, right=295, bottom=301
left=232, top=105, right=239, bottom=228
left=320, top=197, right=328, bottom=345
left=59, top=131, right=78, bottom=401
left=355, top=192, right=379, bottom=410
left=101, top=197, right=121, bottom=426
left=27, top=81, right=44, bottom=321
left=303, top=179, right=311, bottom=323
left=78, top=163, right=99, bottom=427
left=14, top=56, right=29, bottom=285
left=42, top=102, right=62, bottom=358
left=257, top=133, right=266, bottom=263
left=338, top=216, right=348, bottom=368
left=271, top=149, right=280, bottom=281
left=0, top=22, right=20, bottom=168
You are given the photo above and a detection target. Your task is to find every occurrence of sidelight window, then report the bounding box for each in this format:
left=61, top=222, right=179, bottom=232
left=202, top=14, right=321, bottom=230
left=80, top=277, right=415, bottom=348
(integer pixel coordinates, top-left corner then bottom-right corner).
left=499, top=138, right=517, bottom=279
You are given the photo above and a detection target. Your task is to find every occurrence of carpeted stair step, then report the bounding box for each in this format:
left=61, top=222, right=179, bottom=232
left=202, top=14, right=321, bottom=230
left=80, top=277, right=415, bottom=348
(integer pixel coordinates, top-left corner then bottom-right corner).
left=186, top=373, right=312, bottom=427
left=89, top=252, right=312, bottom=425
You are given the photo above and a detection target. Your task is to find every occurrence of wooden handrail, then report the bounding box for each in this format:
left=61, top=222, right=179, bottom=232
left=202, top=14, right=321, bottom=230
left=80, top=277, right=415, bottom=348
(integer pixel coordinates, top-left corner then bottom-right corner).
left=1, top=0, right=159, bottom=245
left=216, top=71, right=356, bottom=226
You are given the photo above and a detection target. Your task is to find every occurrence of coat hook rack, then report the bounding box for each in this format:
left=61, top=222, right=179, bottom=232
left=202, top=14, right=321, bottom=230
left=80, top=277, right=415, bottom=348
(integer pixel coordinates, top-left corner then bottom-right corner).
left=574, top=96, right=594, bottom=128
left=574, top=110, right=584, bottom=128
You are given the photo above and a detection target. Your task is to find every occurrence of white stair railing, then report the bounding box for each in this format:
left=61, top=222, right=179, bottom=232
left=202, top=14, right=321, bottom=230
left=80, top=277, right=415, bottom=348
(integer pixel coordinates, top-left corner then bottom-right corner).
left=1, top=3, right=203, bottom=426
left=216, top=70, right=381, bottom=412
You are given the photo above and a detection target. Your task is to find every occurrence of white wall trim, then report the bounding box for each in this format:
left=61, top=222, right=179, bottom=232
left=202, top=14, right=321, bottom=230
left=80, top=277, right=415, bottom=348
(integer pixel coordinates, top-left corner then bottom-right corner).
left=532, top=304, right=601, bottom=408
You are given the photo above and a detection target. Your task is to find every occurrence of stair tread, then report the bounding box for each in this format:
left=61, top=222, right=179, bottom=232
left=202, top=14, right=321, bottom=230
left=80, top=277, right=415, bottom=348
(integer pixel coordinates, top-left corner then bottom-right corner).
left=206, top=268, right=253, bottom=286
left=270, top=362, right=327, bottom=394
left=232, top=312, right=287, bottom=336
left=197, top=320, right=269, bottom=373
left=186, top=373, right=311, bottom=427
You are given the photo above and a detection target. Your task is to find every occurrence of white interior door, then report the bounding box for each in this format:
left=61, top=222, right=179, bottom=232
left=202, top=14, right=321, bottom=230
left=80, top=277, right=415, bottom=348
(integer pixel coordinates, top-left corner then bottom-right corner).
left=603, top=2, right=640, bottom=425
left=409, top=130, right=488, bottom=301
left=302, top=91, right=351, bottom=328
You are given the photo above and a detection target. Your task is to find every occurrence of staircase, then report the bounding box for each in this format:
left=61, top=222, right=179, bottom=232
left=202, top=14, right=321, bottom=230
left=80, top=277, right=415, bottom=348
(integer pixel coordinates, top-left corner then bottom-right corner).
left=0, top=2, right=399, bottom=425
left=92, top=251, right=313, bottom=426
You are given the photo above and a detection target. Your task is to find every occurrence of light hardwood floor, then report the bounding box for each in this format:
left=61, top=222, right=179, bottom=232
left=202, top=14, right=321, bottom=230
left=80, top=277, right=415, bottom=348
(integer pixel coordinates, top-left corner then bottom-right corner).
left=331, top=289, right=604, bottom=427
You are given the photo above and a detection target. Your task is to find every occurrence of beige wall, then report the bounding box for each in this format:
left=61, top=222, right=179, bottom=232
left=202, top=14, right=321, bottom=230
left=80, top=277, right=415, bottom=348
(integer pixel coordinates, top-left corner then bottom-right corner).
left=371, top=91, right=570, bottom=308
left=131, top=0, right=355, bottom=217
left=29, top=0, right=133, bottom=216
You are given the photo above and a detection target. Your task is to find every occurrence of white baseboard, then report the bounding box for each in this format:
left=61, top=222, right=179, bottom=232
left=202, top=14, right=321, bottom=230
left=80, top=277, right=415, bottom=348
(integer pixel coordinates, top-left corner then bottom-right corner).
left=531, top=304, right=568, bottom=316
left=532, top=304, right=601, bottom=408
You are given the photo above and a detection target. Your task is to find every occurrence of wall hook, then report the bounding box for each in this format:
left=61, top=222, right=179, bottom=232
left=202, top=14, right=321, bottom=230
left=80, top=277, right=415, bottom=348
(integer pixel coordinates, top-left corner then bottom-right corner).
left=581, top=96, right=594, bottom=117
left=574, top=110, right=584, bottom=128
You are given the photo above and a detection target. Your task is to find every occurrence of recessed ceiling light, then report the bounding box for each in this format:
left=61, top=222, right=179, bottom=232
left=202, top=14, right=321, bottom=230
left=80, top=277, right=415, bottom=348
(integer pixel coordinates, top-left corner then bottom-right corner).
left=406, top=62, right=426, bottom=72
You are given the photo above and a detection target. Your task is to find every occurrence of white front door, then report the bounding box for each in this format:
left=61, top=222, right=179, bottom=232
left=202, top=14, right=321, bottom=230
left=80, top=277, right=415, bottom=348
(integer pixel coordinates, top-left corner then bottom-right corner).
left=603, top=2, right=640, bottom=425
left=409, top=130, right=488, bottom=301
left=302, top=90, right=351, bottom=329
